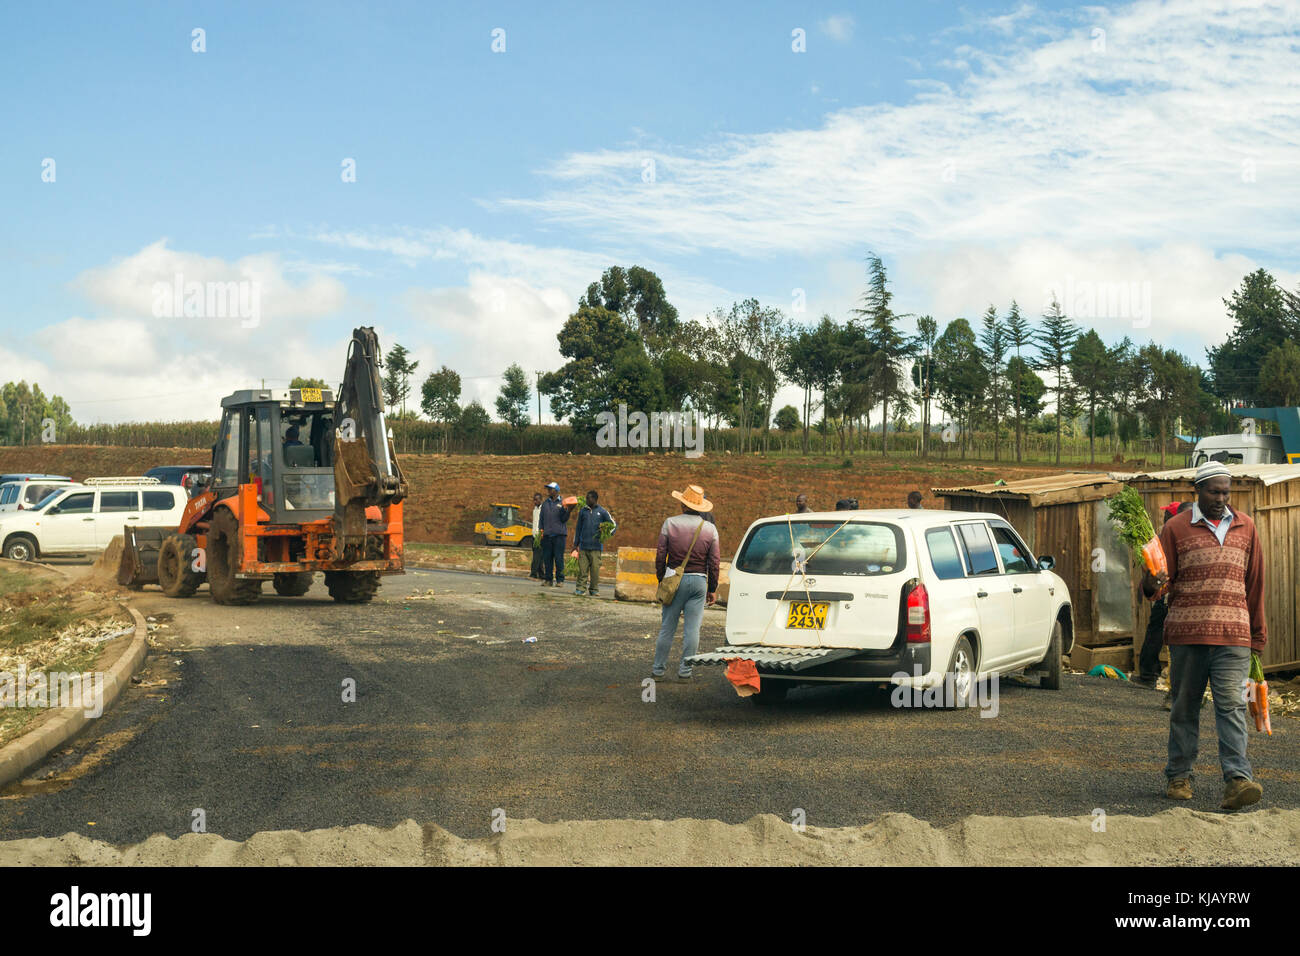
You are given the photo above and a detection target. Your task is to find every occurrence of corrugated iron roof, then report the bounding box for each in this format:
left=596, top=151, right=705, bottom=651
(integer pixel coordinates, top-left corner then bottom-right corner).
left=683, top=645, right=859, bottom=671
left=1111, top=462, right=1300, bottom=487
left=931, top=471, right=1121, bottom=505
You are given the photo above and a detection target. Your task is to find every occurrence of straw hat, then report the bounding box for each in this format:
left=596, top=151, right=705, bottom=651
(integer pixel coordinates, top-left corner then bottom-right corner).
left=671, top=484, right=713, bottom=512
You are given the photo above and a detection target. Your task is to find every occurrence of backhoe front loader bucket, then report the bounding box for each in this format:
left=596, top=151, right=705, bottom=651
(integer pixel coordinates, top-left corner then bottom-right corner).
left=117, top=526, right=171, bottom=587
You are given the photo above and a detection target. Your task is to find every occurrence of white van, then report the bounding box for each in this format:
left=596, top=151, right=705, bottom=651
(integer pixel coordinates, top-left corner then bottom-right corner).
left=0, top=478, right=188, bottom=562
left=686, top=509, right=1075, bottom=703
left=0, top=478, right=77, bottom=513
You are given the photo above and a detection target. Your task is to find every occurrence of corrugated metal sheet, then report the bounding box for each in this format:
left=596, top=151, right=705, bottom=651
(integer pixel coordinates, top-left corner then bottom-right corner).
left=1112, top=463, right=1300, bottom=487
left=683, top=645, right=859, bottom=671
left=932, top=472, right=1120, bottom=505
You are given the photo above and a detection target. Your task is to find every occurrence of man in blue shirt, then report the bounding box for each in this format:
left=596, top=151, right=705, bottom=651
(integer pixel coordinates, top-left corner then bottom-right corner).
left=572, top=489, right=617, bottom=596
left=538, top=481, right=572, bottom=587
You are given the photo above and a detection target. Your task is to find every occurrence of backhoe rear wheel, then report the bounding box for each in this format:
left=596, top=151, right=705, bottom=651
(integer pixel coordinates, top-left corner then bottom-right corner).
left=324, top=570, right=381, bottom=603
left=273, top=572, right=314, bottom=597
left=158, top=533, right=204, bottom=598
left=207, top=508, right=262, bottom=606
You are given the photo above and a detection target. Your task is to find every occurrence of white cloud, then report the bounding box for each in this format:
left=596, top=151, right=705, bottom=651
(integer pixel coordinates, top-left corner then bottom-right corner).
left=819, top=14, right=855, bottom=43
left=494, top=0, right=1300, bottom=263
left=74, top=239, right=347, bottom=327
left=401, top=273, right=575, bottom=418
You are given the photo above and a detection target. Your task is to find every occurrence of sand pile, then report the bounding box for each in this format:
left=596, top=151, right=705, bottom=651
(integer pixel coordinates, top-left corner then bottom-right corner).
left=88, top=535, right=126, bottom=586
left=3, top=808, right=1298, bottom=866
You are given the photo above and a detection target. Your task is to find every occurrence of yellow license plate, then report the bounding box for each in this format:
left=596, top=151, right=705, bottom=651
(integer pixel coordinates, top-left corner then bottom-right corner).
left=786, top=602, right=829, bottom=629
left=300, top=387, right=322, bottom=402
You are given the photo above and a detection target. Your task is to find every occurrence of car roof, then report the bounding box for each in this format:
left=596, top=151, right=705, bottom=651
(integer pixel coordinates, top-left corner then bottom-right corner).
left=0, top=474, right=72, bottom=482
left=751, top=509, right=1007, bottom=528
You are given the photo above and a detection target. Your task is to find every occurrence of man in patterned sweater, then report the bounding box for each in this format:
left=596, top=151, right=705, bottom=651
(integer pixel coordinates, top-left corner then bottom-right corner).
left=1142, top=461, right=1266, bottom=811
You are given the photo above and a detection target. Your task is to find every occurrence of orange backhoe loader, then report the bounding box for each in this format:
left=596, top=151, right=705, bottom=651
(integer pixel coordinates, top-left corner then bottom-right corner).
left=117, top=327, right=408, bottom=604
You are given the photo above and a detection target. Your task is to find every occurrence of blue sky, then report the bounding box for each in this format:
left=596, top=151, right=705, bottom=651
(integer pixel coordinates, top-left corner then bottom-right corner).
left=3, top=1, right=1298, bottom=422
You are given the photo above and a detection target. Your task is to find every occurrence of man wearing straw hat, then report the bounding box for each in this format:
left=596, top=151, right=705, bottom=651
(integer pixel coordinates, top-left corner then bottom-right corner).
left=1142, top=461, right=1267, bottom=811
left=652, top=484, right=720, bottom=681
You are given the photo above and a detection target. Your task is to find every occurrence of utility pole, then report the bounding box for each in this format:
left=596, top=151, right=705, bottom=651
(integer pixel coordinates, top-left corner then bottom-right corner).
left=535, top=371, right=543, bottom=426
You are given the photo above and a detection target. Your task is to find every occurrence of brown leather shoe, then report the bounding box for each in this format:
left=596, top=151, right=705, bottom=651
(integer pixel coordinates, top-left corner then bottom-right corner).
left=1220, top=777, right=1262, bottom=811
left=1166, top=778, right=1192, bottom=800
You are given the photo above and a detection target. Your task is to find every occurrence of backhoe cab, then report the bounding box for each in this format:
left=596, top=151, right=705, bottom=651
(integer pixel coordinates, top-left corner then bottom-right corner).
left=117, top=327, right=408, bottom=604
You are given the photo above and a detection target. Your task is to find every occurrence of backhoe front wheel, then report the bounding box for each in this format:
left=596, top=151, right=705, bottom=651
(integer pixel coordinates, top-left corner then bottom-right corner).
left=324, top=570, right=381, bottom=603
left=206, top=509, right=262, bottom=606
left=158, top=533, right=204, bottom=598
left=273, top=572, right=314, bottom=597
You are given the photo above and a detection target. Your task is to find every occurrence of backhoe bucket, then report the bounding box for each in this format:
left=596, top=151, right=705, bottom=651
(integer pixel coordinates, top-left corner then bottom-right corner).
left=117, top=526, right=170, bottom=587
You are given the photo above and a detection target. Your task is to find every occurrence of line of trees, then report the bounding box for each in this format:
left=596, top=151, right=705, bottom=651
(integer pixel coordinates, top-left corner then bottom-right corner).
left=9, top=264, right=1300, bottom=464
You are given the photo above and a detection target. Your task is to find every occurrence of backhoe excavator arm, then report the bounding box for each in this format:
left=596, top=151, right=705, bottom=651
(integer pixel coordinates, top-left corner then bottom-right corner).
left=332, top=327, right=408, bottom=560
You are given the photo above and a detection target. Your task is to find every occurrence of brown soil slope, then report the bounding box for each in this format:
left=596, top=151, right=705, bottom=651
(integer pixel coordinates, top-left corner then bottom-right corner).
left=0, top=446, right=1076, bottom=552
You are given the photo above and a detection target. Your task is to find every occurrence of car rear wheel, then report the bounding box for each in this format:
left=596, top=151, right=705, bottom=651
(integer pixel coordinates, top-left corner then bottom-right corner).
left=1039, top=621, right=1063, bottom=690
left=944, top=636, right=976, bottom=707
left=3, top=534, right=37, bottom=562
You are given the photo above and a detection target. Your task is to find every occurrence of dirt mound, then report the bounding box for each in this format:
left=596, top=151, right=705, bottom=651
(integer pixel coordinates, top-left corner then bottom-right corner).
left=89, top=535, right=126, bottom=587
left=3, top=808, right=1297, bottom=866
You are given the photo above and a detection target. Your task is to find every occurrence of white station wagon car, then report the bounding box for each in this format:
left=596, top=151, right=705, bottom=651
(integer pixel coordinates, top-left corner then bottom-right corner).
left=686, top=509, right=1074, bottom=704
left=0, top=479, right=188, bottom=562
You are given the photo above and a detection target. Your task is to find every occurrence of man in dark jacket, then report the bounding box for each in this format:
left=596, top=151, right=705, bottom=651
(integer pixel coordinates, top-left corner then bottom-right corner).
left=572, top=490, right=616, bottom=596
left=538, top=481, right=572, bottom=587
left=1137, top=501, right=1190, bottom=701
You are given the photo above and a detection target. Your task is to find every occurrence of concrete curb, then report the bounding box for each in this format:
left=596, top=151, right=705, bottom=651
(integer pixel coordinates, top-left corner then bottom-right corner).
left=0, top=605, right=149, bottom=789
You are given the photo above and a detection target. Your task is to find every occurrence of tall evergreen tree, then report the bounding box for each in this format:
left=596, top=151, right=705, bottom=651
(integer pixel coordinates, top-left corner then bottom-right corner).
left=851, top=253, right=909, bottom=456
left=1004, top=301, right=1032, bottom=462
left=1035, top=296, right=1079, bottom=465
left=978, top=305, right=1007, bottom=461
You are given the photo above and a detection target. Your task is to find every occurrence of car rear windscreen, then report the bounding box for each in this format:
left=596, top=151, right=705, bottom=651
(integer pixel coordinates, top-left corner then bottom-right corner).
left=735, top=520, right=905, bottom=576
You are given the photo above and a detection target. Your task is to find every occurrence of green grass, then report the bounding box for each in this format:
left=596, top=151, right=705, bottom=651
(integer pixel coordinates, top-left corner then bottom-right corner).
left=0, top=567, right=40, bottom=598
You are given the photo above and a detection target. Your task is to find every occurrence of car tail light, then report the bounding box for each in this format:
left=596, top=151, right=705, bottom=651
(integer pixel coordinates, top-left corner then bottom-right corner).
left=906, top=583, right=931, bottom=643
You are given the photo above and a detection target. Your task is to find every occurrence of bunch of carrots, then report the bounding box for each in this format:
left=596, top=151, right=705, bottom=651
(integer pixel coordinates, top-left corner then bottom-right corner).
left=1106, top=486, right=1169, bottom=577
left=1248, top=652, right=1273, bottom=735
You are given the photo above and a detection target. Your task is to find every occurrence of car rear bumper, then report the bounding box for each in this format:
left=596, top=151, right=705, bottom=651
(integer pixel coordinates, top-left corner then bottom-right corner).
left=685, top=641, right=934, bottom=685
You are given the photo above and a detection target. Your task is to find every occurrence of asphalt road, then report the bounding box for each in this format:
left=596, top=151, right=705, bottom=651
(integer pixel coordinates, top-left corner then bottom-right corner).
left=1, top=568, right=1296, bottom=843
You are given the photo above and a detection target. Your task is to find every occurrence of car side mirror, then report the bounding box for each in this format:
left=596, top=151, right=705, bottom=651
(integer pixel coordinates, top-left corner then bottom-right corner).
left=46, top=506, right=60, bottom=515
left=1037, top=555, right=1055, bottom=571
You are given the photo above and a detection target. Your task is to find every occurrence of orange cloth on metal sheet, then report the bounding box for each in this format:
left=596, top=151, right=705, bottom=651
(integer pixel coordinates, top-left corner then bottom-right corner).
left=725, top=659, right=761, bottom=697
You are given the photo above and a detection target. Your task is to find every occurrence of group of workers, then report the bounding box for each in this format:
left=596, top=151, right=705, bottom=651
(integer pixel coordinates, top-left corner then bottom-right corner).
left=528, top=482, right=618, bottom=596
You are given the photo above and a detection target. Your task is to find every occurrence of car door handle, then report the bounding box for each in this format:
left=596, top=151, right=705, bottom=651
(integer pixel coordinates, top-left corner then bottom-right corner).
left=82, top=517, right=95, bottom=521
left=1012, top=586, right=1023, bottom=593
left=126, top=516, right=140, bottom=520
left=977, top=590, right=988, bottom=598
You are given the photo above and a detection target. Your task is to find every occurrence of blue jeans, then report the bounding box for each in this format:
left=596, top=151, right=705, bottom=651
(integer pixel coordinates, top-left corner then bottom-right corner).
left=541, top=534, right=566, bottom=583
left=654, top=574, right=707, bottom=676
left=1166, top=643, right=1252, bottom=783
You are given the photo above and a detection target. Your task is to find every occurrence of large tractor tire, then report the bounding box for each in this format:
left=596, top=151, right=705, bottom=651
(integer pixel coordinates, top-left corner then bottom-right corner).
left=158, top=533, right=204, bottom=598
left=206, top=508, right=262, bottom=606
left=324, top=570, right=381, bottom=603
left=273, top=571, right=314, bottom=597
left=473, top=533, right=488, bottom=546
